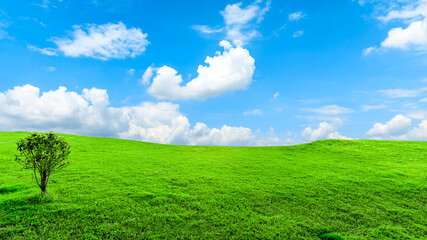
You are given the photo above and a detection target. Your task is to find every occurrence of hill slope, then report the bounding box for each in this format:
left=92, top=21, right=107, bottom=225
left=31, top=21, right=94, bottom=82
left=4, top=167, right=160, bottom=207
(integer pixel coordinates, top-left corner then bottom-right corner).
left=0, top=131, right=426, bottom=239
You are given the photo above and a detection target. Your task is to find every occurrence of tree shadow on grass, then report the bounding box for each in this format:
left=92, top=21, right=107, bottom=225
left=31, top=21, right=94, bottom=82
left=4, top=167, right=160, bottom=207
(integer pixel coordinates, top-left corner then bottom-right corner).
left=0, top=185, right=26, bottom=195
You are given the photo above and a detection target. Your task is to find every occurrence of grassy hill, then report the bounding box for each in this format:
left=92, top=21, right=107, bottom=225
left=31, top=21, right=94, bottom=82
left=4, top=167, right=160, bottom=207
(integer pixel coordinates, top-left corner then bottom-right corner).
left=0, top=131, right=426, bottom=239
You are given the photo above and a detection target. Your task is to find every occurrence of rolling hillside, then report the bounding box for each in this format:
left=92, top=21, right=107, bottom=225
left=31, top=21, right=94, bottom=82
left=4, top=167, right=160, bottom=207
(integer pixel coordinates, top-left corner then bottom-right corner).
left=0, top=131, right=426, bottom=239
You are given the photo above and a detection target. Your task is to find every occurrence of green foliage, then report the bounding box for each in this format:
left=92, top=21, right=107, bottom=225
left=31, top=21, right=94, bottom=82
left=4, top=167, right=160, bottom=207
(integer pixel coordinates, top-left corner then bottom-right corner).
left=1, top=132, right=426, bottom=239
left=15, top=132, right=70, bottom=194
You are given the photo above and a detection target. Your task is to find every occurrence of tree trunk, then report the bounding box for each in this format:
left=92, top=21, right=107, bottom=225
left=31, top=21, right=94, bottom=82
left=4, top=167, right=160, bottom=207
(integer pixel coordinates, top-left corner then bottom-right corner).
left=40, top=172, right=48, bottom=194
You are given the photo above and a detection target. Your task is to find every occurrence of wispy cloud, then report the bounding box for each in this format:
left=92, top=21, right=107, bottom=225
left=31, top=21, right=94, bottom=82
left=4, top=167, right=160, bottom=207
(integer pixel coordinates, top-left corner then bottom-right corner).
left=361, top=104, right=387, bottom=111
left=193, top=0, right=271, bottom=45
left=0, top=10, right=11, bottom=40
left=289, top=11, right=306, bottom=22
left=44, top=66, right=56, bottom=72
left=31, top=22, right=149, bottom=60
left=292, top=30, right=304, bottom=38
left=378, top=87, right=427, bottom=98
left=192, top=25, right=223, bottom=34
left=244, top=109, right=263, bottom=116
left=301, top=105, right=354, bottom=115
left=127, top=68, right=135, bottom=75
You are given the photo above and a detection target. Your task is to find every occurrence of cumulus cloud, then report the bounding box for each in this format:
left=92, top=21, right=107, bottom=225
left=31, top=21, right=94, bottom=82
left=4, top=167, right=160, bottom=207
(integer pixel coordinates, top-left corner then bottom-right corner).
left=398, top=120, right=427, bottom=140
left=289, top=11, right=306, bottom=22
left=366, top=114, right=412, bottom=137
left=147, top=40, right=255, bottom=100
left=366, top=113, right=427, bottom=140
left=301, top=121, right=352, bottom=142
left=365, top=0, right=427, bottom=52
left=33, top=22, right=149, bottom=60
left=381, top=18, right=427, bottom=49
left=301, top=105, right=354, bottom=115
left=193, top=0, right=270, bottom=45
left=0, top=84, right=288, bottom=146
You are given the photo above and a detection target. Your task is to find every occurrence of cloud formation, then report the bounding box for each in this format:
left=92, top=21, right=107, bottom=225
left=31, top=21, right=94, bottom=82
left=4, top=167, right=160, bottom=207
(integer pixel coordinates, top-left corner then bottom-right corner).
left=364, top=0, right=427, bottom=52
left=0, top=84, right=287, bottom=146
left=146, top=41, right=255, bottom=100
left=32, top=22, right=149, bottom=60
left=0, top=10, right=11, bottom=40
left=301, top=105, right=354, bottom=115
left=193, top=0, right=270, bottom=45
left=288, top=11, right=306, bottom=22
left=301, top=121, right=351, bottom=142
left=366, top=114, right=427, bottom=140
left=378, top=87, right=427, bottom=98
left=366, top=114, right=412, bottom=137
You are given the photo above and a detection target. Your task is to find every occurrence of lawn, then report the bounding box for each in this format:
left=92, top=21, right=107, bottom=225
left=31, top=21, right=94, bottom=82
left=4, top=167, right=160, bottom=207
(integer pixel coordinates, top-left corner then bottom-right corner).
left=0, top=131, right=426, bottom=239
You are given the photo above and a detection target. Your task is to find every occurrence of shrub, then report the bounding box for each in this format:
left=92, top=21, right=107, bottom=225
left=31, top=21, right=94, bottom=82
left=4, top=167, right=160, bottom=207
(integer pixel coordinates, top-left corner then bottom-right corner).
left=15, top=132, right=70, bottom=194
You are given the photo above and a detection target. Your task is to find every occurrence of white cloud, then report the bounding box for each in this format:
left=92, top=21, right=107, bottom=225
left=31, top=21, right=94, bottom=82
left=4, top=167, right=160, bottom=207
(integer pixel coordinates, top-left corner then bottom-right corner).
left=301, top=105, right=354, bottom=115
left=192, top=25, right=223, bottom=34
left=289, top=11, right=306, bottom=21
left=0, top=29, right=10, bottom=40
left=366, top=0, right=427, bottom=52
left=141, top=66, right=155, bottom=85
left=0, top=84, right=287, bottom=146
left=361, top=104, right=387, bottom=111
left=32, top=0, right=52, bottom=9
left=301, top=121, right=351, bottom=142
left=147, top=40, right=255, bottom=100
left=194, top=0, right=270, bottom=45
left=244, top=109, right=263, bottom=116
left=366, top=114, right=412, bottom=137
left=28, top=45, right=58, bottom=56
left=381, top=18, right=427, bottom=49
left=362, top=46, right=378, bottom=56
left=398, top=120, right=427, bottom=140
left=273, top=92, right=280, bottom=99
left=0, top=11, right=11, bottom=40
left=292, top=30, right=304, bottom=38
left=378, top=87, right=427, bottom=98
left=45, top=66, right=56, bottom=72
left=188, top=123, right=254, bottom=146
left=407, top=110, right=427, bottom=119
left=33, top=22, right=149, bottom=60
left=366, top=113, right=427, bottom=140
left=378, top=0, right=427, bottom=22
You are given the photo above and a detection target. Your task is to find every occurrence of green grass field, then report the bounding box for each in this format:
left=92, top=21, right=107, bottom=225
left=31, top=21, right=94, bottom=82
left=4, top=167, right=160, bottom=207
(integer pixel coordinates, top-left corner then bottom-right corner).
left=0, top=131, right=426, bottom=239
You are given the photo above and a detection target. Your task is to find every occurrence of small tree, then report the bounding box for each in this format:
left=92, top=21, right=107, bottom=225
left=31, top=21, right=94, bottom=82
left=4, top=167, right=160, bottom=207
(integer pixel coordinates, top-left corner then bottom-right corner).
left=15, top=132, right=70, bottom=194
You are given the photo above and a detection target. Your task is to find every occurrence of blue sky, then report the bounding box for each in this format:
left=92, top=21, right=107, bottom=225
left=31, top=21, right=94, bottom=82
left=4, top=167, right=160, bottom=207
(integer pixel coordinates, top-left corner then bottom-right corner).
left=0, top=0, right=426, bottom=145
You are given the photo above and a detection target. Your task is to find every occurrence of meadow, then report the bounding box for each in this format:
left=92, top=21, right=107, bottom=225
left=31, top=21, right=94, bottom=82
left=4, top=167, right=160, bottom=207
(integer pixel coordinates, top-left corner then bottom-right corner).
left=0, top=131, right=426, bottom=239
